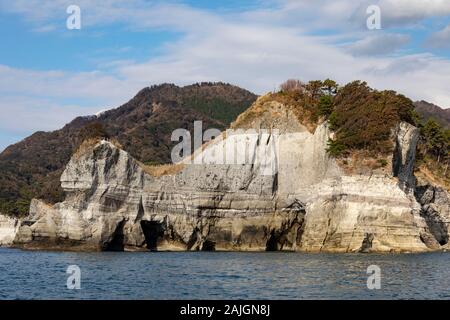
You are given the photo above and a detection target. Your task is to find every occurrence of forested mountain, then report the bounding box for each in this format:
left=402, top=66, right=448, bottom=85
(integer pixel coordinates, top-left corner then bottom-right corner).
left=0, top=83, right=257, bottom=216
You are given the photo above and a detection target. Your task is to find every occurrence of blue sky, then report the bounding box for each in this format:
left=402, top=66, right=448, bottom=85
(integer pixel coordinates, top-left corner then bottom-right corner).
left=0, top=0, right=450, bottom=151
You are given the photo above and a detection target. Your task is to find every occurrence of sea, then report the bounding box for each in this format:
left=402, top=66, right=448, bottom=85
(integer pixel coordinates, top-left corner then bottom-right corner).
left=0, top=248, right=449, bottom=300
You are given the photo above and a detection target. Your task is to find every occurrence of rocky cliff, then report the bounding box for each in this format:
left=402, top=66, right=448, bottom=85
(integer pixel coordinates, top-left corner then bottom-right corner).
left=0, top=214, right=19, bottom=246
left=4, top=97, right=450, bottom=252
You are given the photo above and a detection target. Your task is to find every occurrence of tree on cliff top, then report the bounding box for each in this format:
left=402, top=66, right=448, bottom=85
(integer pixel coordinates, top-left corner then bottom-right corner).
left=326, top=81, right=416, bottom=156
left=420, top=119, right=448, bottom=163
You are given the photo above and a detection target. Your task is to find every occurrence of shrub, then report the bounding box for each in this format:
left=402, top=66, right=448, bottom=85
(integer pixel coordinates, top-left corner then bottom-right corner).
left=77, top=122, right=109, bottom=146
left=378, top=159, right=388, bottom=167
left=327, top=139, right=347, bottom=157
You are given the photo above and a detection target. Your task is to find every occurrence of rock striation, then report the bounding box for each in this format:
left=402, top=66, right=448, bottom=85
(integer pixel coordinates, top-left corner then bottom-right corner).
left=7, top=99, right=450, bottom=252
left=415, top=184, right=450, bottom=249
left=0, top=214, right=19, bottom=246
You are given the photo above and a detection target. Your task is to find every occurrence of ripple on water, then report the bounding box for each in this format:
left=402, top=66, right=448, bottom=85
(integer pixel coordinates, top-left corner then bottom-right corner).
left=0, top=249, right=449, bottom=299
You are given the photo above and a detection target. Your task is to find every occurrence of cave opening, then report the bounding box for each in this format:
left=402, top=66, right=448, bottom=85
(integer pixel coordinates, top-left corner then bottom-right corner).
left=266, top=230, right=278, bottom=251
left=103, top=220, right=126, bottom=251
left=140, top=220, right=164, bottom=251
left=359, top=233, right=374, bottom=253
left=201, top=240, right=216, bottom=251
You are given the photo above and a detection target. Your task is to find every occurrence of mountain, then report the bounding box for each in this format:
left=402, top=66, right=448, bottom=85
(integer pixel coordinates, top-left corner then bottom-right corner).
left=0, top=82, right=257, bottom=216
left=1, top=79, right=449, bottom=252
left=414, top=100, right=450, bottom=128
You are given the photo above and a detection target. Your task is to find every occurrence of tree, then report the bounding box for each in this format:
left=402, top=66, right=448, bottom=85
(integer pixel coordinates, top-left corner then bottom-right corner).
left=327, top=139, right=347, bottom=157
left=325, top=81, right=416, bottom=155
left=318, top=95, right=333, bottom=117
left=444, top=129, right=450, bottom=174
left=421, top=119, right=447, bottom=163
left=306, top=80, right=323, bottom=99
left=280, top=79, right=304, bottom=93
left=328, top=111, right=339, bottom=131
left=411, top=110, right=422, bottom=127
left=322, top=79, right=338, bottom=95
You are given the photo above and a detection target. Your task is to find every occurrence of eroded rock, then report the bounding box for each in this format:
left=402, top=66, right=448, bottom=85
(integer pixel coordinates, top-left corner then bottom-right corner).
left=0, top=214, right=20, bottom=246
left=11, top=101, right=450, bottom=253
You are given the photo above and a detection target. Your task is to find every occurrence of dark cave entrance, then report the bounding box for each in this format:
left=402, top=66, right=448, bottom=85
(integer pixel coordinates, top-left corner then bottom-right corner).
left=201, top=240, right=216, bottom=251
left=140, top=220, right=164, bottom=251
left=266, top=230, right=278, bottom=251
left=103, top=220, right=126, bottom=251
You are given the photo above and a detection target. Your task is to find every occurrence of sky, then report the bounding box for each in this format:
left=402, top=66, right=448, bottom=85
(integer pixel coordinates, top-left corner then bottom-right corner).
left=0, top=0, right=450, bottom=151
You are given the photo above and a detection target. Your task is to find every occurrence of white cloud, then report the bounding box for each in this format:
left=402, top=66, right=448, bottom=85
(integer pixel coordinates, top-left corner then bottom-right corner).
left=0, top=96, right=100, bottom=133
left=0, top=65, right=142, bottom=146
left=376, top=0, right=450, bottom=26
left=0, top=65, right=136, bottom=101
left=360, top=54, right=450, bottom=105
left=1, top=0, right=450, bottom=151
left=116, top=23, right=450, bottom=107
left=245, top=0, right=450, bottom=31
left=346, top=33, right=410, bottom=56
left=3, top=0, right=450, bottom=31
left=0, top=0, right=219, bottom=32
left=426, top=24, right=450, bottom=48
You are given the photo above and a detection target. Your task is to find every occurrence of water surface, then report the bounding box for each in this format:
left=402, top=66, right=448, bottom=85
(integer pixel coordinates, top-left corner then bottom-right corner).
left=0, top=248, right=449, bottom=299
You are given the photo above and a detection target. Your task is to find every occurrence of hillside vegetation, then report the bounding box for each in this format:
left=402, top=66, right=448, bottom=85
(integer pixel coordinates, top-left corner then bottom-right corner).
left=327, top=81, right=416, bottom=156
left=254, top=79, right=415, bottom=155
left=414, top=100, right=450, bottom=129
left=272, top=79, right=449, bottom=186
left=415, top=118, right=450, bottom=190
left=233, top=79, right=338, bottom=132
left=0, top=83, right=257, bottom=216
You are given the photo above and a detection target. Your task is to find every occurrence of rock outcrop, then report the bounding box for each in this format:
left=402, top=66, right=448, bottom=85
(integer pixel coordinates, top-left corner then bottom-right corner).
left=0, top=214, right=19, bottom=246
left=393, top=122, right=420, bottom=191
left=11, top=99, right=450, bottom=253
left=415, top=184, right=450, bottom=249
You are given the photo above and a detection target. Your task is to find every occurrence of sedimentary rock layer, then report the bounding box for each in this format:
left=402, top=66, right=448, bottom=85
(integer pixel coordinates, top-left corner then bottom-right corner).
left=5, top=100, right=450, bottom=253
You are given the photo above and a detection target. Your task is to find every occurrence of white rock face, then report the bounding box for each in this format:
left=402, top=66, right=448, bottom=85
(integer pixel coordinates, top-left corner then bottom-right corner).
left=0, top=214, right=20, bottom=246
left=393, top=122, right=420, bottom=191
left=12, top=102, right=450, bottom=252
left=299, top=176, right=429, bottom=252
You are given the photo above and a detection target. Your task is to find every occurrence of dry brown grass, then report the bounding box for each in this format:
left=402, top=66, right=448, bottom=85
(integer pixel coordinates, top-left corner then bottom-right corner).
left=73, top=138, right=123, bottom=159
left=141, top=163, right=185, bottom=177
left=336, top=150, right=392, bottom=175
left=415, top=165, right=450, bottom=192
left=73, top=138, right=102, bottom=158
left=231, top=92, right=319, bottom=133
left=231, top=95, right=268, bottom=129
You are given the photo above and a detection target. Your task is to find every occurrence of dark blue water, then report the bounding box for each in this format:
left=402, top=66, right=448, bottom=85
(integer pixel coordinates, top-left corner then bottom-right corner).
left=0, top=248, right=449, bottom=299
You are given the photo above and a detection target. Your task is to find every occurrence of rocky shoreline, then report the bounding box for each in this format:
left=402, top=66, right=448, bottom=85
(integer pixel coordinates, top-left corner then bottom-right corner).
left=1, top=99, right=449, bottom=253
